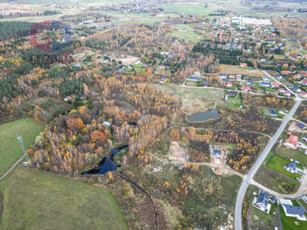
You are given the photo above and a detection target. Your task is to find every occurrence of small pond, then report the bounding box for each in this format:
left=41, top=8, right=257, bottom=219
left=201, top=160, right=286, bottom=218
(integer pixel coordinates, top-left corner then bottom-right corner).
left=82, top=145, right=128, bottom=175
left=187, top=109, right=219, bottom=122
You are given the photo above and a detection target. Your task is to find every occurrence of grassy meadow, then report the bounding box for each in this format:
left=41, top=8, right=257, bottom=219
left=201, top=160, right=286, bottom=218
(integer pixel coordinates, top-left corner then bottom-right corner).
left=0, top=167, right=128, bottom=230
left=0, top=119, right=45, bottom=176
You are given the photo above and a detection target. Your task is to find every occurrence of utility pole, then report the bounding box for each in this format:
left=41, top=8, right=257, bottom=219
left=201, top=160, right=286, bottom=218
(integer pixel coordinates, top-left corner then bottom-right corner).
left=17, top=136, right=29, bottom=161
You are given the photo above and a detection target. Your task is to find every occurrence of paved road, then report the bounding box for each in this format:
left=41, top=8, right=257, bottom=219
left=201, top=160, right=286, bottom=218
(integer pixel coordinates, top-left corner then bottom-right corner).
left=235, top=98, right=303, bottom=230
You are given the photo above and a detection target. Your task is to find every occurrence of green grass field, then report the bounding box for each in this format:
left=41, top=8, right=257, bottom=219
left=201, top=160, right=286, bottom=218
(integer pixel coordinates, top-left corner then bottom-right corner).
left=0, top=119, right=45, bottom=177
left=0, top=167, right=127, bottom=230
left=279, top=204, right=307, bottom=230
left=267, top=155, right=302, bottom=180
left=275, top=145, right=307, bottom=166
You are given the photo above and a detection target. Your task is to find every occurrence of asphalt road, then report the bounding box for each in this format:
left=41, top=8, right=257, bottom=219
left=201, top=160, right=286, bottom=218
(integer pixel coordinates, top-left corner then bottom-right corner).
left=234, top=98, right=303, bottom=230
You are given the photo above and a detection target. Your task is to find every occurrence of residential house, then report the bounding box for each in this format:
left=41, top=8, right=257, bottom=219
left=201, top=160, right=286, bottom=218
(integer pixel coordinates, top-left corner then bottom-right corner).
left=212, top=149, right=222, bottom=159
left=64, top=96, right=73, bottom=102
left=285, top=162, right=297, bottom=173
left=218, top=73, right=227, bottom=78
left=285, top=135, right=298, bottom=149
left=271, top=82, right=280, bottom=88
left=278, top=88, right=285, bottom=94
left=222, top=78, right=229, bottom=82
left=188, top=77, right=199, bottom=82
left=236, top=74, right=242, bottom=80
left=296, top=122, right=306, bottom=130
left=260, top=82, right=270, bottom=87
left=263, top=76, right=271, bottom=82
left=293, top=86, right=301, bottom=93
left=300, top=91, right=307, bottom=98
left=227, top=91, right=236, bottom=97
left=240, top=63, right=248, bottom=68
left=226, top=82, right=234, bottom=87
left=241, top=86, right=251, bottom=92
left=269, top=109, right=277, bottom=116
left=253, top=191, right=271, bottom=213
left=247, top=80, right=254, bottom=85
left=301, top=79, right=307, bottom=86
left=281, top=71, right=290, bottom=75
left=228, top=74, right=236, bottom=79
left=280, top=199, right=307, bottom=221
left=102, top=121, right=111, bottom=127
left=284, top=90, right=291, bottom=96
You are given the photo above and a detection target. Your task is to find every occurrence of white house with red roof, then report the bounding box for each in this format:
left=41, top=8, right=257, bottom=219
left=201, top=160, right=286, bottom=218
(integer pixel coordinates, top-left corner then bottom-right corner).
left=240, top=63, right=248, bottom=68
left=300, top=91, right=307, bottom=98
left=226, top=82, right=234, bottom=87
left=301, top=79, right=307, bottom=86
left=271, top=82, right=280, bottom=88
left=281, top=70, right=290, bottom=75
left=285, top=135, right=299, bottom=149
left=284, top=90, right=291, bottom=96
left=241, top=85, right=251, bottom=92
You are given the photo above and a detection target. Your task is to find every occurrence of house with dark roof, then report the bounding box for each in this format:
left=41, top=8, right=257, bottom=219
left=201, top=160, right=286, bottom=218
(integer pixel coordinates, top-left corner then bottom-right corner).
left=293, top=85, right=301, bottom=92
left=188, top=77, right=199, bottom=82
left=269, top=109, right=277, bottom=116
left=218, top=73, right=227, bottom=78
left=212, top=149, right=221, bottom=159
left=296, top=122, right=306, bottom=130
left=280, top=199, right=307, bottom=221
left=253, top=191, right=271, bottom=213
left=285, top=162, right=297, bottom=173
left=227, top=91, right=236, bottom=97
left=260, top=82, right=270, bottom=87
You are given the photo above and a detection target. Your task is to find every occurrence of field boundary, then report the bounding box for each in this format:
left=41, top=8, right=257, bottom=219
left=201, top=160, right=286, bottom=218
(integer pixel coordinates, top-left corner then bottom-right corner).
left=0, top=154, right=25, bottom=181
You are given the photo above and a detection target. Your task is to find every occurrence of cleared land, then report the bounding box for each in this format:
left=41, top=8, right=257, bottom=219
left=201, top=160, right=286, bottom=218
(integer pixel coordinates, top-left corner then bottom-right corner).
left=0, top=167, right=127, bottom=230
left=0, top=119, right=45, bottom=177
left=254, top=165, right=299, bottom=194
left=218, top=64, right=263, bottom=78
left=168, top=24, right=203, bottom=43
left=151, top=84, right=224, bottom=115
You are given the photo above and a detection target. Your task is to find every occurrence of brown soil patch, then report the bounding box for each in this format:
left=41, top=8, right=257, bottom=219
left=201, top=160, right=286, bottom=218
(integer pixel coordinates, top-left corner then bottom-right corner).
left=169, top=141, right=187, bottom=163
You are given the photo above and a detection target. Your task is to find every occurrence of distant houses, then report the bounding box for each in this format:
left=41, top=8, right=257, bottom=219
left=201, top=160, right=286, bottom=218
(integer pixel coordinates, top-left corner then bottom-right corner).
left=188, top=77, right=199, bottom=82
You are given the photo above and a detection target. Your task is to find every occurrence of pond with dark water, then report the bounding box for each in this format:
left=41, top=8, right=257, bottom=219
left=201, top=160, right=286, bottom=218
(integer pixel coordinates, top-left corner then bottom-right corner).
left=187, top=109, right=219, bottom=122
left=82, top=145, right=128, bottom=175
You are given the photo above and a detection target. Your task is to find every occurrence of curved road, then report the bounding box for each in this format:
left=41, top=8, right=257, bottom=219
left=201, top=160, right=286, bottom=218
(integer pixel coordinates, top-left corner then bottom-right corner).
left=235, top=98, right=303, bottom=230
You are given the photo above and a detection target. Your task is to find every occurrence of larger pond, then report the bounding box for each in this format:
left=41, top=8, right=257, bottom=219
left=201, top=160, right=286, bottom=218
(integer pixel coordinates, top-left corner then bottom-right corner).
left=187, top=109, right=219, bottom=122
left=82, top=145, right=128, bottom=175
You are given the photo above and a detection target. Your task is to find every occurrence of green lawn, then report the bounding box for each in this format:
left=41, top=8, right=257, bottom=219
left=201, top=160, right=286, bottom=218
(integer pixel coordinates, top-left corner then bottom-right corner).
left=279, top=204, right=307, bottom=230
left=267, top=155, right=302, bottom=180
left=275, top=145, right=307, bottom=166
left=0, top=119, right=45, bottom=176
left=0, top=167, right=127, bottom=230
